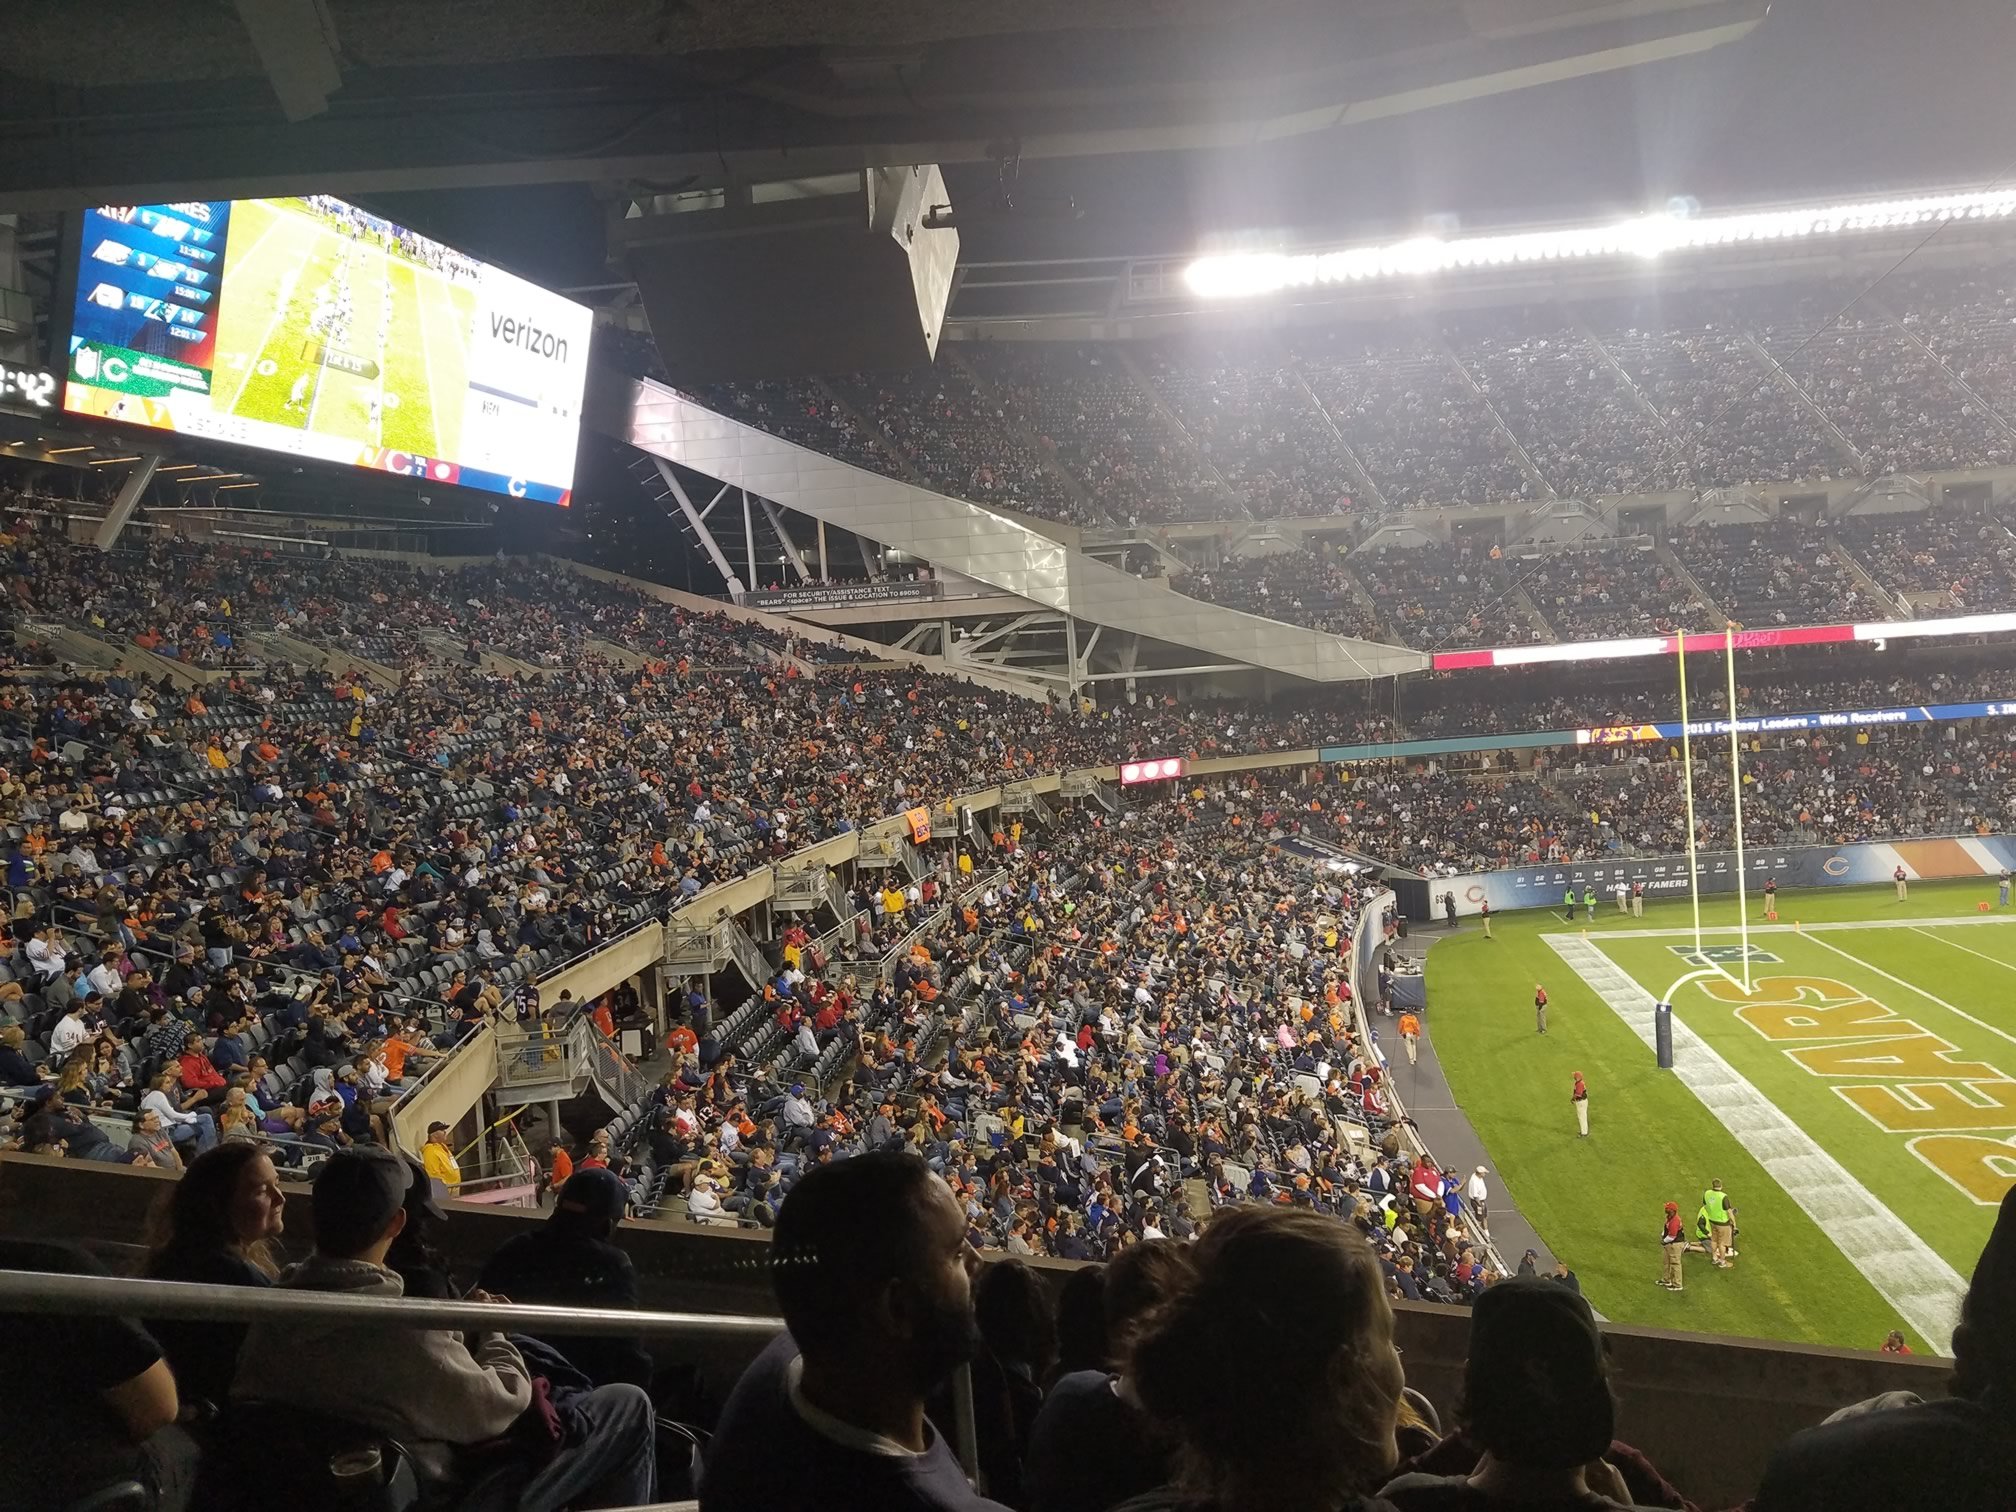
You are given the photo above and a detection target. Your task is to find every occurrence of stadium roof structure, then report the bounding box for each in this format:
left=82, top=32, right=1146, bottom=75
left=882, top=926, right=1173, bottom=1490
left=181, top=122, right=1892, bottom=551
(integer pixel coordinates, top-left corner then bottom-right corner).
left=0, top=0, right=1763, bottom=211
left=931, top=185, right=2016, bottom=335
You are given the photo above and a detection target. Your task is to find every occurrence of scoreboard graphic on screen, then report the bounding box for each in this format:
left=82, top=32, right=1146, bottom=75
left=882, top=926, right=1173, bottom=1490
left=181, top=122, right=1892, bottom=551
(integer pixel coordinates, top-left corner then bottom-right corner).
left=64, top=195, right=591, bottom=506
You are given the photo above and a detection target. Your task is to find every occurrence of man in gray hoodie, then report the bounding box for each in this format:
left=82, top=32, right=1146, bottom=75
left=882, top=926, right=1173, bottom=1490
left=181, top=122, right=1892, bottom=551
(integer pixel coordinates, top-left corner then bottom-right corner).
left=234, top=1147, right=655, bottom=1510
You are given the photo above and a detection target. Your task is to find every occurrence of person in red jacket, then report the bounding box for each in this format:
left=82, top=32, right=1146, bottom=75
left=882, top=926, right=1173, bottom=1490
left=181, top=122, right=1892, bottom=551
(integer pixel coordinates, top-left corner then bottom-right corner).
left=176, top=1033, right=229, bottom=1107
left=1534, top=983, right=1549, bottom=1035
left=1572, top=1071, right=1590, bottom=1137
left=1408, top=1155, right=1442, bottom=1223
left=1660, top=1200, right=1686, bottom=1290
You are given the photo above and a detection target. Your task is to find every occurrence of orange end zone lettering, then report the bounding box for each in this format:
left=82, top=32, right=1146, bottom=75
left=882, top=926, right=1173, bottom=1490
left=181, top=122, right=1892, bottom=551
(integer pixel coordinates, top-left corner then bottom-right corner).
left=1789, top=1034, right=2003, bottom=1082
left=1839, top=1079, right=2016, bottom=1133
left=1910, top=1134, right=2016, bottom=1206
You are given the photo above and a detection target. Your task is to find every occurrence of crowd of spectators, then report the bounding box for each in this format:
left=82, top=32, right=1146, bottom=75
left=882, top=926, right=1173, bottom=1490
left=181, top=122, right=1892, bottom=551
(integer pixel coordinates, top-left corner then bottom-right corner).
left=1521, top=541, right=1708, bottom=640
left=1294, top=329, right=1538, bottom=510
left=11, top=1078, right=2010, bottom=1512
left=630, top=787, right=1411, bottom=1265
left=1285, top=716, right=2016, bottom=875
left=963, top=346, right=1229, bottom=525
left=1742, top=284, right=2016, bottom=478
left=1835, top=512, right=2016, bottom=611
left=1352, top=543, right=1542, bottom=650
left=1397, top=653, right=2016, bottom=738
left=830, top=366, right=1093, bottom=527
left=1449, top=313, right=1693, bottom=498
left=1555, top=720, right=2014, bottom=853
left=1861, top=265, right=2016, bottom=461
left=1577, top=297, right=1855, bottom=491
left=609, top=271, right=2016, bottom=534
left=1673, top=520, right=1866, bottom=627
left=1140, top=342, right=1368, bottom=518
left=698, top=378, right=895, bottom=477
left=5, top=485, right=2016, bottom=1506
left=1171, top=545, right=1385, bottom=640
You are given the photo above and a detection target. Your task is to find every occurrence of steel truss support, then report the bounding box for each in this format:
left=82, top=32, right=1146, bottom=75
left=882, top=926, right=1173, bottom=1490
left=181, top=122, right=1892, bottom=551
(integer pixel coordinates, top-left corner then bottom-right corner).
left=756, top=495, right=812, bottom=584
left=1082, top=663, right=1250, bottom=681
left=651, top=458, right=743, bottom=595
left=93, top=453, right=161, bottom=551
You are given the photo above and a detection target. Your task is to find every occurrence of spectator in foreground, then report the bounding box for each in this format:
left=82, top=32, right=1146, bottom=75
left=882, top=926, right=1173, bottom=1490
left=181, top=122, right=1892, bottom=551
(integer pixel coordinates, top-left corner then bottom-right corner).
left=1027, top=1238, right=1192, bottom=1512
left=143, top=1143, right=286, bottom=1408
left=701, top=1149, right=1007, bottom=1512
left=1380, top=1278, right=1640, bottom=1511
left=1124, top=1205, right=1406, bottom=1512
left=934, top=1256, right=1058, bottom=1508
left=1753, top=1184, right=2016, bottom=1512
left=1046, top=1262, right=1109, bottom=1385
left=0, top=1237, right=195, bottom=1512
left=479, top=1166, right=655, bottom=1389
left=233, top=1147, right=656, bottom=1511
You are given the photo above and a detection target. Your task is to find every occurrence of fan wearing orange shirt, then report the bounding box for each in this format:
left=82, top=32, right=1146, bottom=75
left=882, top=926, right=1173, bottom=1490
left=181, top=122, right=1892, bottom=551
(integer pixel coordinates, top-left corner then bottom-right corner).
left=1397, top=1011, right=1422, bottom=1066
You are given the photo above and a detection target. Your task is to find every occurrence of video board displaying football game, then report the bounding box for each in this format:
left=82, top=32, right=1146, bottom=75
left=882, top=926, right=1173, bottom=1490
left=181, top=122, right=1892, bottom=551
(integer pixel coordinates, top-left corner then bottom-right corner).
left=63, top=195, right=591, bottom=505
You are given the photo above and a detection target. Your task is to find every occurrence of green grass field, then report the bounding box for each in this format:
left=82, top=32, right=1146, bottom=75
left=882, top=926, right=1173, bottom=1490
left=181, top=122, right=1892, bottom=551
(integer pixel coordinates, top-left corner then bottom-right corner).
left=1423, top=879, right=2016, bottom=1351
left=208, top=197, right=472, bottom=460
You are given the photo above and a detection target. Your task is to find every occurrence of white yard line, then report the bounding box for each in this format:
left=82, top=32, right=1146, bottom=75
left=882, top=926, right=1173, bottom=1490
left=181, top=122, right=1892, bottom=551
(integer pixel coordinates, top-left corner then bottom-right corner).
left=212, top=204, right=297, bottom=416
left=1546, top=934, right=1968, bottom=1352
left=1799, top=931, right=2016, bottom=1052
left=412, top=262, right=442, bottom=453
left=1909, top=925, right=2016, bottom=976
left=1581, top=915, right=2016, bottom=940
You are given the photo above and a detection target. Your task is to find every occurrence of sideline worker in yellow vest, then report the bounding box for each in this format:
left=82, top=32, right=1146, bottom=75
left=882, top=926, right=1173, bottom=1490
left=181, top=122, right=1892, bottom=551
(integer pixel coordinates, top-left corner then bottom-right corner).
left=1703, top=1179, right=1736, bottom=1267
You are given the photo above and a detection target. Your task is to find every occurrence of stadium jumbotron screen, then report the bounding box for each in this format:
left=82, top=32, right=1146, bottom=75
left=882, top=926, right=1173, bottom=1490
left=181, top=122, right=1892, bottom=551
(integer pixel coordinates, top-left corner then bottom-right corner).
left=62, top=196, right=591, bottom=505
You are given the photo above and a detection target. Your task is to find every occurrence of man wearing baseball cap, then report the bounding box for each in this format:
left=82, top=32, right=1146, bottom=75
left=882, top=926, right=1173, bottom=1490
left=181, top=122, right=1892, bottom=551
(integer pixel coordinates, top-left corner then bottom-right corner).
left=1659, top=1201, right=1686, bottom=1291
left=235, top=1148, right=655, bottom=1510
left=479, top=1168, right=652, bottom=1390
left=421, top=1118, right=461, bottom=1197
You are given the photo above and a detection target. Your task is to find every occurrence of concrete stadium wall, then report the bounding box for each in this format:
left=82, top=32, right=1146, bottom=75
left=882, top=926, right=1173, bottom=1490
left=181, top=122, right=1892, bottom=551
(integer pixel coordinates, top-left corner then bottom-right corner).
left=389, top=1025, right=498, bottom=1148
left=0, top=1151, right=1951, bottom=1509
left=535, top=922, right=667, bottom=1014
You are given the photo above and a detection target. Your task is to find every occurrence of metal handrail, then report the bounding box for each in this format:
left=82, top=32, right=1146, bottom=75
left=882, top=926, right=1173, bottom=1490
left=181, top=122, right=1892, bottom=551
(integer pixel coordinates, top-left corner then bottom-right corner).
left=0, top=1267, right=780, bottom=1338
left=0, top=1267, right=986, bottom=1485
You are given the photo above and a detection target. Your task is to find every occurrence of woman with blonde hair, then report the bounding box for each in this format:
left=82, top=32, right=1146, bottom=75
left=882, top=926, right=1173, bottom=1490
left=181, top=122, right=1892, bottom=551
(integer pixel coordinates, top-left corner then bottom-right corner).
left=216, top=1087, right=260, bottom=1142
left=54, top=1051, right=94, bottom=1105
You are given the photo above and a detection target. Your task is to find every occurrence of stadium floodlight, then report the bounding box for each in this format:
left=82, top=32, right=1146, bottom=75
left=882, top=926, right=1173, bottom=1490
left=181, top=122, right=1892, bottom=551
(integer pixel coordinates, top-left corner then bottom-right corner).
left=1182, top=187, right=2016, bottom=299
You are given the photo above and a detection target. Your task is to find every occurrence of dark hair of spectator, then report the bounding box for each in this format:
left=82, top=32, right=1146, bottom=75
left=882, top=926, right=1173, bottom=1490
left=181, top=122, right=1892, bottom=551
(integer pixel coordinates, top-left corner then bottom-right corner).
left=770, top=1149, right=942, bottom=1357
left=1129, top=1205, right=1401, bottom=1511
left=144, top=1142, right=279, bottom=1278
left=1952, top=1183, right=2016, bottom=1400
left=1454, top=1277, right=1615, bottom=1470
left=1102, top=1237, right=1196, bottom=1359
left=1049, top=1262, right=1109, bottom=1380
left=974, top=1257, right=1058, bottom=1381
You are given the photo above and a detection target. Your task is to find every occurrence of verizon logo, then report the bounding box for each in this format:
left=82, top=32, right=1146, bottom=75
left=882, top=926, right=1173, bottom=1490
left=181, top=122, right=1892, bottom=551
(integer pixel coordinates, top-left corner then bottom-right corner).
left=490, top=313, right=571, bottom=364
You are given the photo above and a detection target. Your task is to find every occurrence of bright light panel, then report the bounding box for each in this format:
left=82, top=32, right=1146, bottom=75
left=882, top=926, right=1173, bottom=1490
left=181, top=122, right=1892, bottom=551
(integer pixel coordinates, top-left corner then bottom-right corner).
left=1183, top=189, right=2016, bottom=299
